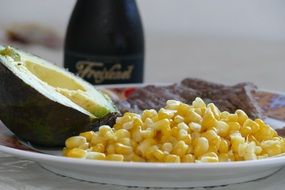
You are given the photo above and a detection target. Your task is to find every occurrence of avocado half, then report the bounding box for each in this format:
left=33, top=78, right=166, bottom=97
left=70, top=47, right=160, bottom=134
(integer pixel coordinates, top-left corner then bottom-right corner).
left=0, top=46, right=118, bottom=147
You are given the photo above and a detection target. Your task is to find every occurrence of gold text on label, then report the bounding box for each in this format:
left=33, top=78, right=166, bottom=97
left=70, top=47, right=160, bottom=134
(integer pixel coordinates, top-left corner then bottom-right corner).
left=76, top=61, right=134, bottom=83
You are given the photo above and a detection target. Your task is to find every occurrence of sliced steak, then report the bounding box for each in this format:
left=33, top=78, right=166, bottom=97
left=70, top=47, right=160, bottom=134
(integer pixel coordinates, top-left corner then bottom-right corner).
left=115, top=78, right=263, bottom=119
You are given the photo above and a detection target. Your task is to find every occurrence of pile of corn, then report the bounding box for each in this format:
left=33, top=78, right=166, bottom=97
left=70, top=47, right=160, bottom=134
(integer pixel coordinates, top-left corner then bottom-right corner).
left=63, top=98, right=285, bottom=163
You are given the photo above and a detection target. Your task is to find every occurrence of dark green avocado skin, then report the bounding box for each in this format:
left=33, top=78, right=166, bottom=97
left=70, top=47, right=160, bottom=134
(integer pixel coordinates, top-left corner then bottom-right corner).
left=0, top=62, right=117, bottom=147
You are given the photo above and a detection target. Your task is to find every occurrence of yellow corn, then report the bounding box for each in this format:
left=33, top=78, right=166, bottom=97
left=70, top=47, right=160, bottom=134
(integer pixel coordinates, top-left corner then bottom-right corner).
left=164, top=154, right=180, bottom=163
left=90, top=143, right=105, bottom=153
left=202, top=108, right=216, bottom=129
left=214, top=121, right=229, bottom=137
left=235, top=109, right=248, bottom=125
left=192, top=97, right=206, bottom=109
left=181, top=154, right=195, bottom=163
left=63, top=98, right=285, bottom=163
left=194, top=137, right=209, bottom=156
left=173, top=140, right=189, bottom=157
left=65, top=136, right=87, bottom=149
left=80, top=131, right=95, bottom=142
left=106, top=154, right=124, bottom=161
left=174, top=115, right=184, bottom=123
left=86, top=152, right=106, bottom=160
left=115, top=143, right=133, bottom=155
left=189, top=122, right=202, bottom=133
left=65, top=148, right=86, bottom=158
left=162, top=142, right=173, bottom=153
left=141, top=109, right=158, bottom=121
left=115, top=129, right=131, bottom=139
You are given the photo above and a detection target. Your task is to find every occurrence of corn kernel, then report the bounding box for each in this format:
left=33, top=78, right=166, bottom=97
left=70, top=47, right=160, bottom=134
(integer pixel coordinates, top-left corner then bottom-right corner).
left=78, top=142, right=89, bottom=150
left=162, top=142, right=173, bottom=153
left=142, top=109, right=158, bottom=121
left=177, top=129, right=188, bottom=140
left=141, top=128, right=155, bottom=139
left=164, top=154, right=180, bottom=163
left=174, top=115, right=184, bottom=123
left=106, top=154, right=124, bottom=161
left=153, top=149, right=166, bottom=161
left=131, top=126, right=143, bottom=142
left=193, top=97, right=206, bottom=108
left=220, top=111, right=230, bottom=120
left=227, top=114, right=238, bottom=122
left=106, top=144, right=115, bottom=154
left=228, top=122, right=241, bottom=134
left=80, top=131, right=95, bottom=142
left=185, top=109, right=203, bottom=124
left=66, top=148, right=86, bottom=158
left=261, top=140, right=282, bottom=156
left=90, top=135, right=106, bottom=146
left=90, top=143, right=105, bottom=153
left=182, top=134, right=192, bottom=145
left=154, top=119, right=171, bottom=131
left=189, top=122, right=202, bottom=133
left=158, top=108, right=177, bottom=119
left=115, top=143, right=133, bottom=155
left=86, top=152, right=106, bottom=160
left=182, top=154, right=195, bottom=163
left=230, top=132, right=245, bottom=152
left=240, top=126, right=252, bottom=137
left=65, top=136, right=87, bottom=149
left=208, top=103, right=221, bottom=119
left=99, top=125, right=112, bottom=134
left=243, top=119, right=260, bottom=133
left=238, top=142, right=257, bottom=160
left=136, top=138, right=156, bottom=157
left=177, top=103, right=192, bottom=116
left=166, top=100, right=181, bottom=110
left=117, top=138, right=132, bottom=146
left=173, top=140, right=189, bottom=157
left=219, top=153, right=231, bottom=162
left=214, top=121, right=229, bottom=137
left=177, top=122, right=189, bottom=131
left=236, top=109, right=248, bottom=125
left=199, top=156, right=219, bottom=163
left=194, top=137, right=209, bottom=156
left=145, top=145, right=158, bottom=160
left=122, top=121, right=134, bottom=130
left=115, top=129, right=130, bottom=139
left=219, top=139, right=229, bottom=153
left=202, top=108, right=216, bottom=129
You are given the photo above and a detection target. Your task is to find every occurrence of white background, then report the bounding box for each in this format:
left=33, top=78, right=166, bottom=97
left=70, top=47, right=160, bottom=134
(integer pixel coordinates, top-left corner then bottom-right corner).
left=0, top=0, right=284, bottom=90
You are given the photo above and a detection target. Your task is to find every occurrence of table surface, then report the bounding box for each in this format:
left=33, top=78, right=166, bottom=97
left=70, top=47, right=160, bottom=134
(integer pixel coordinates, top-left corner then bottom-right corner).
left=0, top=152, right=284, bottom=190
left=0, top=36, right=285, bottom=189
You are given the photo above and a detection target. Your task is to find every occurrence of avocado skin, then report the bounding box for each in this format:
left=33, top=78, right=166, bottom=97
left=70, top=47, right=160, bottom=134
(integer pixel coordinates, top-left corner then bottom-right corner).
left=0, top=62, right=117, bottom=147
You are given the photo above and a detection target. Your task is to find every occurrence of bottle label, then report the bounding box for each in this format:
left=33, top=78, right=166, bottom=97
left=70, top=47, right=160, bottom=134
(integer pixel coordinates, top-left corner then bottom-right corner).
left=65, top=52, right=144, bottom=85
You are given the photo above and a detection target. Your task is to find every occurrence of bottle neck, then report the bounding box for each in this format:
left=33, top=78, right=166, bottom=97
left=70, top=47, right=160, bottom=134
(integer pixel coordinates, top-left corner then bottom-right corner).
left=65, top=0, right=144, bottom=55
left=75, top=0, right=138, bottom=11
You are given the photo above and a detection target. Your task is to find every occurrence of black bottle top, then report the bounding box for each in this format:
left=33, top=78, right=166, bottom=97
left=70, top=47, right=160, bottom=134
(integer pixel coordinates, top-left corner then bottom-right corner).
left=65, top=0, right=144, bottom=56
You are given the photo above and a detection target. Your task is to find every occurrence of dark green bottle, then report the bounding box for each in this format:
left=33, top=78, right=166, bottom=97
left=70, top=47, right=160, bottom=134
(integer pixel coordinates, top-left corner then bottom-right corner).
left=64, top=0, right=144, bottom=85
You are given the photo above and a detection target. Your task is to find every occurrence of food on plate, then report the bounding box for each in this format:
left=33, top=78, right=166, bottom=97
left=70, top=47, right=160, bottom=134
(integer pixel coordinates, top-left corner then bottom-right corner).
left=0, top=46, right=118, bottom=147
left=6, top=23, right=62, bottom=49
left=63, top=98, right=285, bottom=163
left=115, top=78, right=263, bottom=119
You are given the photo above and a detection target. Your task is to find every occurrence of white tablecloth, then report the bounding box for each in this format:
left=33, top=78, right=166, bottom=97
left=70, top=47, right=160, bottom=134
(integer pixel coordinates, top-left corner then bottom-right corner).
left=0, top=36, right=285, bottom=189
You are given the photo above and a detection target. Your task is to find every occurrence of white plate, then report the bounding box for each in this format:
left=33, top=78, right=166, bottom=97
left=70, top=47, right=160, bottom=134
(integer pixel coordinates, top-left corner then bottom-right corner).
left=0, top=87, right=285, bottom=188
left=0, top=118, right=284, bottom=188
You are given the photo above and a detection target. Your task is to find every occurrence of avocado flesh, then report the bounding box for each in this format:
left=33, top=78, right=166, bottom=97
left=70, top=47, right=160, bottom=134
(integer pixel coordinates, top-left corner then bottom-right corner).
left=23, top=60, right=114, bottom=117
left=0, top=46, right=118, bottom=147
